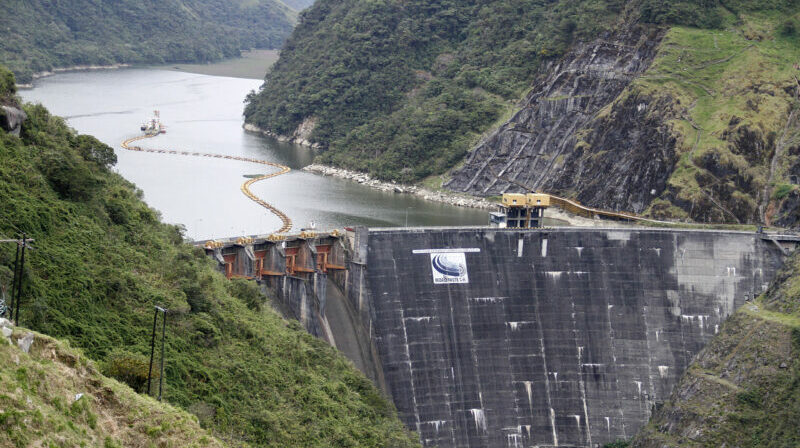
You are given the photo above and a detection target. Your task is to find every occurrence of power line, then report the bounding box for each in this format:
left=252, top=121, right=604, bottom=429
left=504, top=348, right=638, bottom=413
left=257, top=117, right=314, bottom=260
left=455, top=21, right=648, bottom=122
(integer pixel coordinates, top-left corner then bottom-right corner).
left=0, top=214, right=22, bottom=235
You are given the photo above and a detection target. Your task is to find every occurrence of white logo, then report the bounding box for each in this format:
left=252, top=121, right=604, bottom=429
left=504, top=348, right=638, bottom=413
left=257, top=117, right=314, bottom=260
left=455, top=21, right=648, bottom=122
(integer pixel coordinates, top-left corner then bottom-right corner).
left=430, top=253, right=469, bottom=284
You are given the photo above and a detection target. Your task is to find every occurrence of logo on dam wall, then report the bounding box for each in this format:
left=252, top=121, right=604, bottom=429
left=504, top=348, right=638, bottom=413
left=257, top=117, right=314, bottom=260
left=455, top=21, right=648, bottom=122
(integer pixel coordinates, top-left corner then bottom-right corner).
left=412, top=248, right=478, bottom=284
left=430, top=253, right=469, bottom=284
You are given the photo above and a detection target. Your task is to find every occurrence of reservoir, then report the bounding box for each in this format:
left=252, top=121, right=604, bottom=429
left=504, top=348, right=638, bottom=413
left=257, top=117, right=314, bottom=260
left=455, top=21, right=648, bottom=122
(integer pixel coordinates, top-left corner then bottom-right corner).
left=20, top=68, right=488, bottom=239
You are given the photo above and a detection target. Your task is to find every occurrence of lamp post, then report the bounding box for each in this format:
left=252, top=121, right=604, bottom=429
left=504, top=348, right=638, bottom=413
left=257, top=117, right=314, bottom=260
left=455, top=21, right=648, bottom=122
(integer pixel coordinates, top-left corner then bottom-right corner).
left=193, top=218, right=202, bottom=240
left=405, top=207, right=414, bottom=227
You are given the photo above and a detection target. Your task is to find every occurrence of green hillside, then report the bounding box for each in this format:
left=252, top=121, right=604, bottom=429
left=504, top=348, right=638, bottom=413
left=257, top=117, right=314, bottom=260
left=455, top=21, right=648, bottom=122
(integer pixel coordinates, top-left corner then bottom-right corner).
left=244, top=0, right=623, bottom=182
left=1, top=0, right=297, bottom=84
left=630, top=1, right=800, bottom=223
left=1, top=328, right=224, bottom=448
left=0, top=65, right=418, bottom=447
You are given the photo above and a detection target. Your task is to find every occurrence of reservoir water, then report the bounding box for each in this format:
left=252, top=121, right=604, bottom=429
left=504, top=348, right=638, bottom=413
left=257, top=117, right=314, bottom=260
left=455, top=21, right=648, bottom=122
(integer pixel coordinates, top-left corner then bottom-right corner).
left=20, top=68, right=488, bottom=240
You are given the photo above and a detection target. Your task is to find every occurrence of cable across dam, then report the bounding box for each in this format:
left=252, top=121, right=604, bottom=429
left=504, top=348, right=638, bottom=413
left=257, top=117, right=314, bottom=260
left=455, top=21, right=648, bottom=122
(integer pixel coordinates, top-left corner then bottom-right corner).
left=121, top=133, right=292, bottom=233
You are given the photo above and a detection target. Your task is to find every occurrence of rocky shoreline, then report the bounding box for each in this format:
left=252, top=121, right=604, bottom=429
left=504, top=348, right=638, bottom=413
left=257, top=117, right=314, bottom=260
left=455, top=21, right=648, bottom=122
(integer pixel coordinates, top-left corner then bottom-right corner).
left=303, top=164, right=496, bottom=210
left=243, top=123, right=322, bottom=149
left=303, top=164, right=624, bottom=227
left=16, top=63, right=132, bottom=88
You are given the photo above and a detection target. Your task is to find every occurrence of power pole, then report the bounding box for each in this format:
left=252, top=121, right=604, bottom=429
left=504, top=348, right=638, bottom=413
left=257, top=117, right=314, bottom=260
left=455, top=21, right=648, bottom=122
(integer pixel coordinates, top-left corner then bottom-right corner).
left=14, top=234, right=27, bottom=326
left=146, top=307, right=159, bottom=395
left=5, top=242, right=20, bottom=319
left=147, top=305, right=168, bottom=399
left=2, top=235, right=33, bottom=325
left=158, top=308, right=167, bottom=401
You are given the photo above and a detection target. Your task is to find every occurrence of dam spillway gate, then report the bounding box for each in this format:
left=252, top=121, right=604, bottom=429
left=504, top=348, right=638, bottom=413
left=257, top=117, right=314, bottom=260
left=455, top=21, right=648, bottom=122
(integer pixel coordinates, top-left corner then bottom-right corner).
left=203, top=227, right=791, bottom=448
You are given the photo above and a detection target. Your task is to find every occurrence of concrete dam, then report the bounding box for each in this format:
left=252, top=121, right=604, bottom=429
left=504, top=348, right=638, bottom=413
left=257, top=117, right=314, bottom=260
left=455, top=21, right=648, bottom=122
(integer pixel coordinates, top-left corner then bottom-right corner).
left=204, top=227, right=792, bottom=447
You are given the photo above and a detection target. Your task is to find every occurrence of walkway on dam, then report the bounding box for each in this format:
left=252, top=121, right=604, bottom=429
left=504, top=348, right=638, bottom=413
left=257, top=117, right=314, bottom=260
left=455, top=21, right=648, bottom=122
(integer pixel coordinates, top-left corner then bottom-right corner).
left=121, top=133, right=293, bottom=233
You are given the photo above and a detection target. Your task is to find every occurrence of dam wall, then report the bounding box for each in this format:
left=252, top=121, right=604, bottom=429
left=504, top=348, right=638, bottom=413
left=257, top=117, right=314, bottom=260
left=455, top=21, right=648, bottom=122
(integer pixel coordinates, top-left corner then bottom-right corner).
left=349, top=228, right=785, bottom=447
left=203, top=227, right=790, bottom=447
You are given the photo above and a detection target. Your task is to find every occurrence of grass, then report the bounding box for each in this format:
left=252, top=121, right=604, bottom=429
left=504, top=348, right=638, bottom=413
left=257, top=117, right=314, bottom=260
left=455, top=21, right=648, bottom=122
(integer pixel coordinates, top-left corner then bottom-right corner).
left=632, top=11, right=800, bottom=222
left=0, top=328, right=224, bottom=448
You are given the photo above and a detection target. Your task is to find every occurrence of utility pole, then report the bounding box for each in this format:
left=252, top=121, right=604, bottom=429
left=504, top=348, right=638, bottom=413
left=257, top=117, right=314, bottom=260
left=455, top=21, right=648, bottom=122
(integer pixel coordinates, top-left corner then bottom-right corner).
left=14, top=234, right=26, bottom=326
left=6, top=242, right=20, bottom=319
left=158, top=308, right=167, bottom=401
left=146, top=305, right=167, bottom=399
left=146, top=307, right=159, bottom=395
left=2, top=235, right=33, bottom=325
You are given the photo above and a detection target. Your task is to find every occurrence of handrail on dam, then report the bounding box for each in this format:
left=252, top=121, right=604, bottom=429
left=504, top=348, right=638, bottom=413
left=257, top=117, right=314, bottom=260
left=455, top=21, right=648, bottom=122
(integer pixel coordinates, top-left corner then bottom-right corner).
left=501, top=192, right=676, bottom=225
left=121, top=133, right=292, bottom=233
left=547, top=194, right=670, bottom=224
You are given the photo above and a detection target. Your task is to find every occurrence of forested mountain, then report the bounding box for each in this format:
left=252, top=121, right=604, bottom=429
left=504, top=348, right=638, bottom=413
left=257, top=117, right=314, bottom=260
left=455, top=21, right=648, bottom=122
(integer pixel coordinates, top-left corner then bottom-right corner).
left=245, top=0, right=800, bottom=226
left=245, top=0, right=623, bottom=182
left=0, top=65, right=417, bottom=447
left=1, top=0, right=297, bottom=83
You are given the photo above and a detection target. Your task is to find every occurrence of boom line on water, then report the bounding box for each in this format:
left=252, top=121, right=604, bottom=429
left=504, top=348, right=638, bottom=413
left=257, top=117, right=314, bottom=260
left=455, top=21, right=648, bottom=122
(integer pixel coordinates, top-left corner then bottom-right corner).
left=121, top=134, right=292, bottom=234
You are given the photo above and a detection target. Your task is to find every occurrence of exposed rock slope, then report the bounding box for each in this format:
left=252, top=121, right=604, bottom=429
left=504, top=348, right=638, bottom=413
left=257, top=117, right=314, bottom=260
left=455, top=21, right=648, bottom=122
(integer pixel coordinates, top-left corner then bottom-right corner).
left=445, top=24, right=671, bottom=215
left=449, top=11, right=800, bottom=225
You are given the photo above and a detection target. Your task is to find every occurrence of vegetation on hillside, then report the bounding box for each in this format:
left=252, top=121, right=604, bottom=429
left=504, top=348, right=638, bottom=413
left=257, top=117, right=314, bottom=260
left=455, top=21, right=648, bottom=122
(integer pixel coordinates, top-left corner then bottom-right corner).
left=1, top=0, right=297, bottom=84
left=633, top=4, right=800, bottom=223
left=0, top=65, right=417, bottom=447
left=631, top=249, right=800, bottom=447
left=1, top=329, right=224, bottom=448
left=244, top=0, right=625, bottom=182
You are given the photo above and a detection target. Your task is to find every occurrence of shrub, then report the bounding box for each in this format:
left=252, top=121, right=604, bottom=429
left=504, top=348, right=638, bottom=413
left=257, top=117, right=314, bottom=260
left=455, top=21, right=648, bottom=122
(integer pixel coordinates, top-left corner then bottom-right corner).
left=773, top=183, right=795, bottom=200
left=603, top=441, right=630, bottom=448
left=779, top=19, right=797, bottom=37
left=103, top=350, right=155, bottom=393
left=226, top=278, right=264, bottom=311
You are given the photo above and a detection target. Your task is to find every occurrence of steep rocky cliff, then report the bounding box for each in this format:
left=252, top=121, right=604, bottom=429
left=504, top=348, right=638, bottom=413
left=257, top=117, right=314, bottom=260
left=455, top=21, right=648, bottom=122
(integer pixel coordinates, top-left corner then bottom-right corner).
left=445, top=24, right=673, bottom=215
left=631, top=250, right=800, bottom=447
left=448, top=10, right=800, bottom=225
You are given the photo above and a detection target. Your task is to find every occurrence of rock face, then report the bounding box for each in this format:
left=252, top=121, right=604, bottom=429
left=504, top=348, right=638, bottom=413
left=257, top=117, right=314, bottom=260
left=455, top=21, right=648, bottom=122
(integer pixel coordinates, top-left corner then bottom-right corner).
left=446, top=25, right=672, bottom=214
left=0, top=105, right=27, bottom=136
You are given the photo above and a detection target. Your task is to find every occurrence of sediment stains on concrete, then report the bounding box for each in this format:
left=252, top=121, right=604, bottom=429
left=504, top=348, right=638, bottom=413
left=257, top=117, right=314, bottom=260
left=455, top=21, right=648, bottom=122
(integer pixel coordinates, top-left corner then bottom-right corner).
left=353, top=228, right=783, bottom=447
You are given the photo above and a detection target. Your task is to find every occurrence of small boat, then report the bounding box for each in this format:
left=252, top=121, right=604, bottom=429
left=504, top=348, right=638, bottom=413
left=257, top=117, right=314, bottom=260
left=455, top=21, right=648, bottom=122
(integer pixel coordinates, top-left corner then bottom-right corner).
left=140, top=110, right=166, bottom=135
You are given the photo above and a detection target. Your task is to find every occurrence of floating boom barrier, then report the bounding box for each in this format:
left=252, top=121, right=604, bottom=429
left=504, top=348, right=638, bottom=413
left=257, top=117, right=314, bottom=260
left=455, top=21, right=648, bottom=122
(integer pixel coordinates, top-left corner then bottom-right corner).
left=121, top=134, right=292, bottom=233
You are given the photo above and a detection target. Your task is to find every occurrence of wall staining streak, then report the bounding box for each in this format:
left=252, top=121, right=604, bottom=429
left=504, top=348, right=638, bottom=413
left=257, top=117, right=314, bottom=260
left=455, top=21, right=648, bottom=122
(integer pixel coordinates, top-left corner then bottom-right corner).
left=356, top=228, right=782, bottom=447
